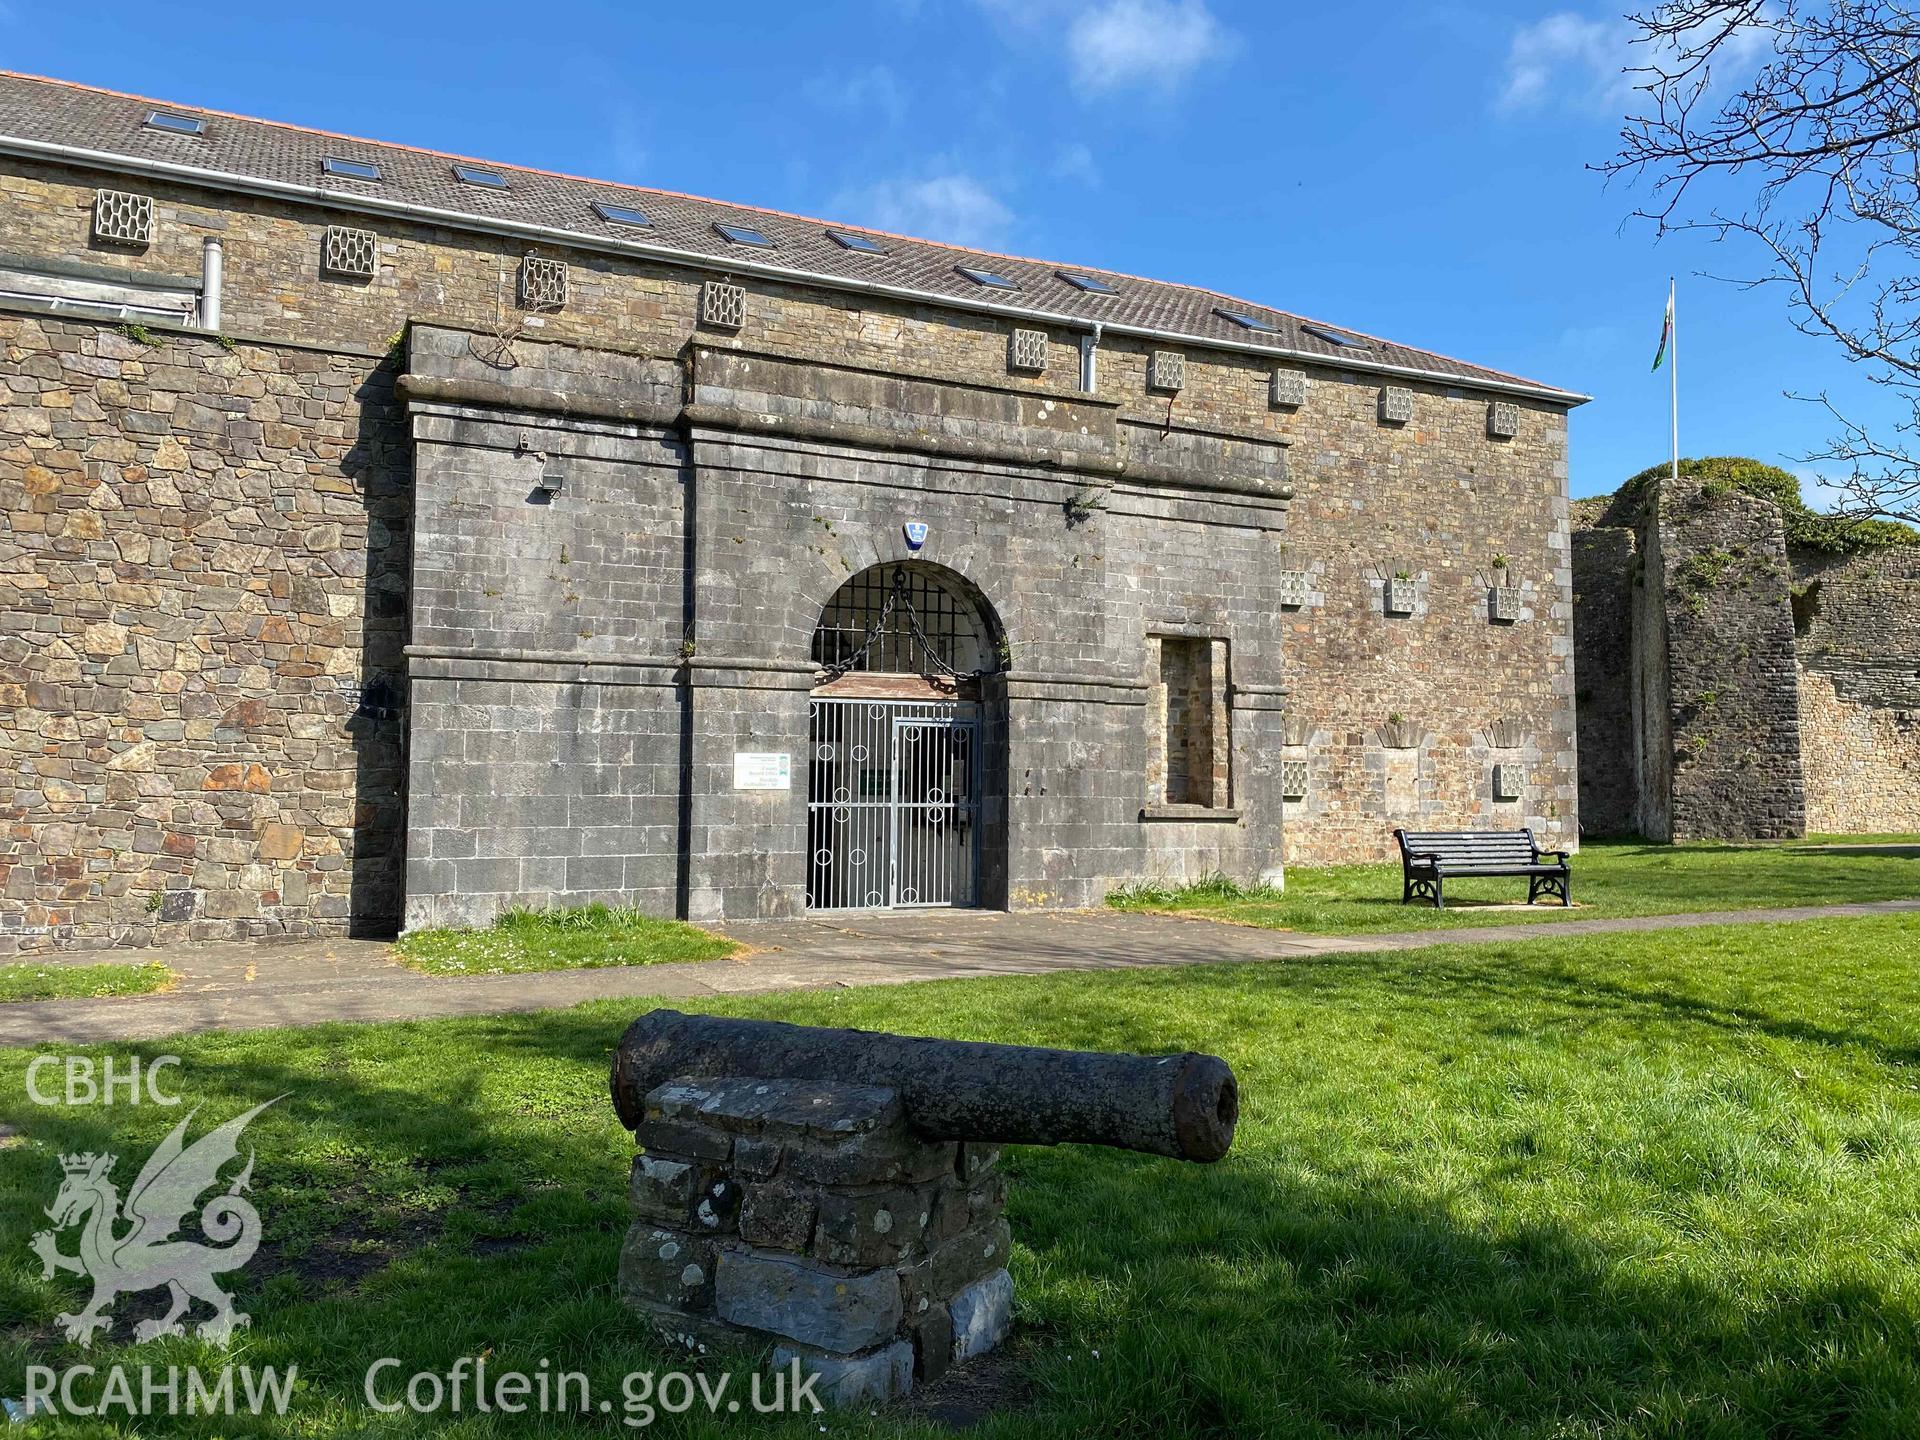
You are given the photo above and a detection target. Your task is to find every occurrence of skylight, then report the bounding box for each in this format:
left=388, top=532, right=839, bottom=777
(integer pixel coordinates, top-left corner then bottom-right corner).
left=321, top=157, right=381, bottom=182
left=1301, top=322, right=1368, bottom=349
left=828, top=229, right=885, bottom=253
left=1216, top=308, right=1278, bottom=333
left=957, top=265, right=1019, bottom=291
left=452, top=164, right=508, bottom=189
left=145, top=110, right=204, bottom=137
left=716, top=222, right=775, bottom=249
left=594, top=201, right=653, bottom=228
left=1058, top=271, right=1116, bottom=294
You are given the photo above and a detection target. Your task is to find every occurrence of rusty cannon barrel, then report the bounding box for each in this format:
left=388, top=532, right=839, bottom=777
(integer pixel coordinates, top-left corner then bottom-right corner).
left=610, top=1009, right=1239, bottom=1162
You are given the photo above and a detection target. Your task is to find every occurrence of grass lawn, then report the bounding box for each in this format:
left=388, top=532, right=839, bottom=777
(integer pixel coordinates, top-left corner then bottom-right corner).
left=3, top=913, right=1919, bottom=1434
left=0, top=961, right=170, bottom=1003
left=394, top=904, right=740, bottom=976
left=1110, top=834, right=1920, bottom=934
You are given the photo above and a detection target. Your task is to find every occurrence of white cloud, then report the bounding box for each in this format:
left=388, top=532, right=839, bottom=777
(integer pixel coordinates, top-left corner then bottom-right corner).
left=1499, top=11, right=1632, bottom=113
left=840, top=173, right=1016, bottom=249
left=806, top=65, right=907, bottom=123
left=1067, top=0, right=1228, bottom=96
left=972, top=0, right=1228, bottom=97
left=1499, top=6, right=1776, bottom=115
left=1052, top=142, right=1101, bottom=186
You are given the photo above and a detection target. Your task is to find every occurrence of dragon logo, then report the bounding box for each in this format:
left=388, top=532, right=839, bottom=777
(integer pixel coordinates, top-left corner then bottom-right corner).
left=29, top=1098, right=281, bottom=1347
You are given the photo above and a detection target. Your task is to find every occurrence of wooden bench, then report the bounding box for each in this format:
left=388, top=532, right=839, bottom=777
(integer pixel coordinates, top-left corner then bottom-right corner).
left=1393, top=828, right=1570, bottom=909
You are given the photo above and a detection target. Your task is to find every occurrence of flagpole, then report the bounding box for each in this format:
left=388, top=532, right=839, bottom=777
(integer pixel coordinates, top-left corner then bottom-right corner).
left=1669, top=277, right=1678, bottom=482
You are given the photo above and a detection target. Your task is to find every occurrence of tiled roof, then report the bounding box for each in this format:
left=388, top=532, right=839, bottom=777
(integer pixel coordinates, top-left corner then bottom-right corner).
left=0, top=71, right=1585, bottom=403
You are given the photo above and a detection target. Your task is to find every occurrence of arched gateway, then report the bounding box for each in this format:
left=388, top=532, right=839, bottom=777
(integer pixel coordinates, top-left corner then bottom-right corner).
left=806, top=563, right=1006, bottom=912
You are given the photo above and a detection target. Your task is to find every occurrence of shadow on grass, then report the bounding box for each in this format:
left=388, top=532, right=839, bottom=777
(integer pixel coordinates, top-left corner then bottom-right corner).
left=1006, top=1137, right=1916, bottom=1436
left=1, top=958, right=1915, bottom=1435
left=1210, top=943, right=1920, bottom=1069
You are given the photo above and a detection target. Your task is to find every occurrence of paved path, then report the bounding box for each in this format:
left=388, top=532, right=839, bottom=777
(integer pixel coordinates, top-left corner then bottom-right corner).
left=3, top=899, right=1916, bottom=1047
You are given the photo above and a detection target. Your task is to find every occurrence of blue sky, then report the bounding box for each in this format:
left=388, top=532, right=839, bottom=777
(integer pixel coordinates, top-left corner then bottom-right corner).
left=6, top=0, right=1888, bottom=500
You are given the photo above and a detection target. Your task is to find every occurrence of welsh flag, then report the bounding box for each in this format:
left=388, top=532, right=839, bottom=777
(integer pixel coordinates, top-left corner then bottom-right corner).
left=1652, top=284, right=1674, bottom=371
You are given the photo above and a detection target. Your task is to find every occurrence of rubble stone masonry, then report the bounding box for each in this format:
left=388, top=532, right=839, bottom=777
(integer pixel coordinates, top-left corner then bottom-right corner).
left=1794, top=547, right=1920, bottom=833
left=0, top=313, right=409, bottom=952
left=1573, top=476, right=1920, bottom=842
left=1, top=149, right=1579, bottom=946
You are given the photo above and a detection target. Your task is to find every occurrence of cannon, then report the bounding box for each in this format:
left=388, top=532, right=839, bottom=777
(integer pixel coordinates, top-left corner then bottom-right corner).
left=610, top=1008, right=1239, bottom=1162
left=609, top=1008, right=1239, bottom=1408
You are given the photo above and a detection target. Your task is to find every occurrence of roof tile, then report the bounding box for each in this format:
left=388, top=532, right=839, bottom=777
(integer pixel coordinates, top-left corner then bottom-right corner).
left=0, top=71, right=1583, bottom=402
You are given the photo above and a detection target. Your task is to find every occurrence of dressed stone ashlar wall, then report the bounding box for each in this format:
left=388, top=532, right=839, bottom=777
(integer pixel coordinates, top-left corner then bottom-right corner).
left=402, top=327, right=1296, bottom=926
left=0, top=152, right=1579, bottom=945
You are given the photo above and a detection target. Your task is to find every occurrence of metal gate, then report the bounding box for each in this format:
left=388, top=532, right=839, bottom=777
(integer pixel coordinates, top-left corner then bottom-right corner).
left=807, top=697, right=980, bottom=911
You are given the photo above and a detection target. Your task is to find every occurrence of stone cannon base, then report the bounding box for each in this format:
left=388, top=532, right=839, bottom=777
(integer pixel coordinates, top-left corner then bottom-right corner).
left=618, top=1074, right=1013, bottom=1407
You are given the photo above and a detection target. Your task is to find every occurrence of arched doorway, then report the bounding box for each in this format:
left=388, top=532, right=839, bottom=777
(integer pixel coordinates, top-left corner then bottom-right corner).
left=806, top=563, right=1004, bottom=912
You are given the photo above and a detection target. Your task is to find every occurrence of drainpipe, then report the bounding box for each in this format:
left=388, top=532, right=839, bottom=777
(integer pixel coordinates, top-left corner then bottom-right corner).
left=1080, top=322, right=1102, bottom=394
left=198, top=236, right=223, bottom=332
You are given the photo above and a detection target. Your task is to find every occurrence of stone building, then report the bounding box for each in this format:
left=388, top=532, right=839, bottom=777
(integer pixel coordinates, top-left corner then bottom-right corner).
left=1573, top=468, right=1920, bottom=840
left=0, top=73, right=1586, bottom=951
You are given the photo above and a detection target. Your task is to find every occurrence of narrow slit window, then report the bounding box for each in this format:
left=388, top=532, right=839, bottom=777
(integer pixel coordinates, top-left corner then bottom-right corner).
left=1149, top=636, right=1230, bottom=809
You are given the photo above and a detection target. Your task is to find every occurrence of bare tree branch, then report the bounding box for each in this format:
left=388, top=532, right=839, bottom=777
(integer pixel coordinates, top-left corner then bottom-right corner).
left=1602, top=1, right=1920, bottom=526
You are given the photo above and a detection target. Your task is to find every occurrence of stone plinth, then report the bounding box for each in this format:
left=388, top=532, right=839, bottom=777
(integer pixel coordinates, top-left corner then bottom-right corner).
left=618, top=1075, right=1012, bottom=1407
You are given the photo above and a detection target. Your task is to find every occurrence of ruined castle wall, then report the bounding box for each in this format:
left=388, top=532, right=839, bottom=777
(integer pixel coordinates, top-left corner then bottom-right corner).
left=1794, top=547, right=1920, bottom=833
left=0, top=313, right=408, bottom=952
left=1644, top=479, right=1806, bottom=841
left=1570, top=522, right=1637, bottom=835
left=1629, top=501, right=1673, bottom=840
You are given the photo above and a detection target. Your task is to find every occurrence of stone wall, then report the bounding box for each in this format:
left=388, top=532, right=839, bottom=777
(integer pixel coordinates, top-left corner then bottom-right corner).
left=1794, top=547, right=1920, bottom=832
left=1274, top=378, right=1578, bottom=860
left=618, top=1074, right=1012, bottom=1407
left=1569, top=521, right=1636, bottom=835
left=1575, top=477, right=1811, bottom=842
left=0, top=146, right=1583, bottom=943
left=403, top=328, right=1295, bottom=926
left=0, top=313, right=408, bottom=953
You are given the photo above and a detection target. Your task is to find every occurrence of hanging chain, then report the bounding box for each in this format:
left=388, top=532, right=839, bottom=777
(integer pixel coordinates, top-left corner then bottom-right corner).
left=816, top=568, right=1001, bottom=682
